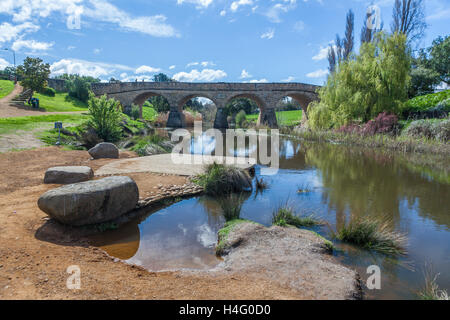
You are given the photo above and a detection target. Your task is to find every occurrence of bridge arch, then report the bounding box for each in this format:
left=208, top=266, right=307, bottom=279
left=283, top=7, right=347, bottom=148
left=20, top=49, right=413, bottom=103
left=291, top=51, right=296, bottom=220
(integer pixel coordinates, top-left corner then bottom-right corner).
left=280, top=92, right=315, bottom=120
left=224, top=93, right=277, bottom=128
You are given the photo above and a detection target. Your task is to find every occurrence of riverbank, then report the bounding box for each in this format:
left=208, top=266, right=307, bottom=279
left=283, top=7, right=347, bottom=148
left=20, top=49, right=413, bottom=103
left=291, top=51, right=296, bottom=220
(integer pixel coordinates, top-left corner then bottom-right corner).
left=291, top=128, right=450, bottom=157
left=0, top=147, right=360, bottom=299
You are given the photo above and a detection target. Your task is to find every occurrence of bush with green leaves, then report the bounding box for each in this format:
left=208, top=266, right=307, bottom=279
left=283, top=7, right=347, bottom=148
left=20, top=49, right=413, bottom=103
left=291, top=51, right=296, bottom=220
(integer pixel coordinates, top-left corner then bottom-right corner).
left=130, top=104, right=141, bottom=120
left=404, top=90, right=450, bottom=113
left=39, top=87, right=56, bottom=97
left=87, top=94, right=123, bottom=142
left=402, top=119, right=450, bottom=142
left=308, top=33, right=410, bottom=129
left=235, top=110, right=247, bottom=128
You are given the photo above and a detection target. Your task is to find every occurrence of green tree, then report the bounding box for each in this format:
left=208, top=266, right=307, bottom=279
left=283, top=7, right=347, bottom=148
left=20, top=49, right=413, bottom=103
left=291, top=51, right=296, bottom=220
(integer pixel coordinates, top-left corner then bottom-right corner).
left=148, top=73, right=172, bottom=113
left=16, top=57, right=50, bottom=95
left=409, top=36, right=450, bottom=97
left=87, top=93, right=123, bottom=142
left=309, top=32, right=411, bottom=129
left=428, top=36, right=450, bottom=85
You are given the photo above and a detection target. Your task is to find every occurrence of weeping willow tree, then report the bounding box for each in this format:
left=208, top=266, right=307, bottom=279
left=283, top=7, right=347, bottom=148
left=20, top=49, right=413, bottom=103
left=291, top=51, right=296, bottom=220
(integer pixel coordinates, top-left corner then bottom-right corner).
left=309, top=32, right=411, bottom=130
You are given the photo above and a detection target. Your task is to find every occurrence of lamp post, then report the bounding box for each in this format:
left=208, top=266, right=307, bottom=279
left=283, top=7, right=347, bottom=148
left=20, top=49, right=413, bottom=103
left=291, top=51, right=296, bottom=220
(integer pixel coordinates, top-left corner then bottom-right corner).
left=2, top=48, right=16, bottom=83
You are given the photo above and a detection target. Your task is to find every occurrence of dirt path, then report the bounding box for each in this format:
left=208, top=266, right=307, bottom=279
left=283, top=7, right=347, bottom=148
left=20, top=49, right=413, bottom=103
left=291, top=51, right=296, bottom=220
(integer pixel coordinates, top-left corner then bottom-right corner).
left=0, top=147, right=312, bottom=300
left=0, top=83, right=85, bottom=118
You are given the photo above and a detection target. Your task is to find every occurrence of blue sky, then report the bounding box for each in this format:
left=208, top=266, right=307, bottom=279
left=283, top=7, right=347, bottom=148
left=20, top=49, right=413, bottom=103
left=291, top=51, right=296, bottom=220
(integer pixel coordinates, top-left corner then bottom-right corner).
left=0, top=0, right=449, bottom=85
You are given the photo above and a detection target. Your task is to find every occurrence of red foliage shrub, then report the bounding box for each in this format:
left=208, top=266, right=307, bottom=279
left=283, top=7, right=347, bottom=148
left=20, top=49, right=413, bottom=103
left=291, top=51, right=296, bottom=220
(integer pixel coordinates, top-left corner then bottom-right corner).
left=362, top=112, right=398, bottom=135
left=336, top=112, right=399, bottom=136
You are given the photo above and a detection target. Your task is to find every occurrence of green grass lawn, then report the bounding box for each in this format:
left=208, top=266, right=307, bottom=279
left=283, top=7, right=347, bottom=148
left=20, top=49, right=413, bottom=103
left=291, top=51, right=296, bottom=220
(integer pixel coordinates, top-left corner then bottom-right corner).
left=0, top=80, right=15, bottom=99
left=0, top=114, right=88, bottom=135
left=32, top=92, right=88, bottom=112
left=246, top=109, right=303, bottom=126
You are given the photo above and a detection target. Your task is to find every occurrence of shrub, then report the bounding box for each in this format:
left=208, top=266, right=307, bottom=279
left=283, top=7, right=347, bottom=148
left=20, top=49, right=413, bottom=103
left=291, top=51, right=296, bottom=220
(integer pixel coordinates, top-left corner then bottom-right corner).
left=66, top=76, right=91, bottom=103
left=87, top=94, right=123, bottom=142
left=404, top=90, right=450, bottom=113
left=130, top=104, right=141, bottom=120
left=332, top=217, right=407, bottom=255
left=402, top=119, right=449, bottom=141
left=337, top=112, right=399, bottom=136
left=272, top=205, right=321, bottom=228
left=130, top=134, right=173, bottom=156
left=39, top=86, right=56, bottom=97
left=418, top=267, right=449, bottom=300
left=362, top=112, right=399, bottom=135
left=433, top=119, right=450, bottom=142
left=194, top=163, right=252, bottom=196
left=235, top=110, right=247, bottom=128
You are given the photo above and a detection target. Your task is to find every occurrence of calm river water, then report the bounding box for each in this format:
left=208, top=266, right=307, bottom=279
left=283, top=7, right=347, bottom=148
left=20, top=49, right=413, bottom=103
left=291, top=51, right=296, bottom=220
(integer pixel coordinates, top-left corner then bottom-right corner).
left=92, top=130, right=450, bottom=300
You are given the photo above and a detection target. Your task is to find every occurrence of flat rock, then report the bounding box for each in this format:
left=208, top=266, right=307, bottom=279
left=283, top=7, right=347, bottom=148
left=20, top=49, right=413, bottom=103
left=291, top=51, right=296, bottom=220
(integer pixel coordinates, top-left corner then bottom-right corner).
left=88, top=142, right=119, bottom=159
left=44, top=166, right=94, bottom=184
left=38, top=176, right=139, bottom=226
left=95, top=154, right=255, bottom=176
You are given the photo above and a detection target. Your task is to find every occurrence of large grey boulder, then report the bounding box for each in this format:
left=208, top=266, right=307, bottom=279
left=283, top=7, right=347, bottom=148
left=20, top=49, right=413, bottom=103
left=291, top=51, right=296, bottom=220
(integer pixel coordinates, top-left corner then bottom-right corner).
left=44, top=166, right=94, bottom=184
left=38, top=176, right=139, bottom=226
left=88, top=142, right=119, bottom=159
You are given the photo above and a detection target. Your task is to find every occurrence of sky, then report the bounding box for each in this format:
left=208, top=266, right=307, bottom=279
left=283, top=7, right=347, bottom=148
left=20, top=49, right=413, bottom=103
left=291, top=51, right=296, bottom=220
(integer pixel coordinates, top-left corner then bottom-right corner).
left=0, top=0, right=449, bottom=85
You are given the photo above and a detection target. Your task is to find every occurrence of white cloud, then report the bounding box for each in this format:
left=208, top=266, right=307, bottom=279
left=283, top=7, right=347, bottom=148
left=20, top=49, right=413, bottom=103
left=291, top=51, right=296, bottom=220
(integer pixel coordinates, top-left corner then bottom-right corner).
left=231, top=0, right=253, bottom=12
left=169, top=65, right=176, bottom=70
left=186, top=61, right=215, bottom=68
left=265, top=1, right=297, bottom=23
left=93, top=48, right=101, bottom=54
left=173, top=68, right=227, bottom=82
left=249, top=78, right=268, bottom=83
left=177, top=0, right=214, bottom=9
left=12, top=39, right=53, bottom=51
left=281, top=76, right=295, bottom=82
left=0, top=0, right=178, bottom=38
left=0, top=58, right=11, bottom=70
left=50, top=58, right=133, bottom=78
left=306, top=69, right=328, bottom=78
left=261, top=29, right=275, bottom=40
left=0, top=22, right=39, bottom=43
left=240, top=69, right=252, bottom=79
left=220, top=10, right=226, bottom=16
left=135, top=65, right=161, bottom=74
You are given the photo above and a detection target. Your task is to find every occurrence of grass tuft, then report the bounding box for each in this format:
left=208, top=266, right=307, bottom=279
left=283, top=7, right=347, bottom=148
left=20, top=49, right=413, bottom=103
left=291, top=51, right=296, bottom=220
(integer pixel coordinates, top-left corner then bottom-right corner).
left=418, top=265, right=449, bottom=300
left=332, top=216, right=407, bottom=255
left=194, top=163, right=252, bottom=196
left=272, top=205, right=322, bottom=228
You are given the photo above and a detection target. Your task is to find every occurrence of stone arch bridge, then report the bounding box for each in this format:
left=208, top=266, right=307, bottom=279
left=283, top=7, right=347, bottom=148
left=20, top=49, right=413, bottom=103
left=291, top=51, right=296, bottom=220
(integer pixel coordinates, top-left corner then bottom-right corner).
left=90, top=82, right=320, bottom=128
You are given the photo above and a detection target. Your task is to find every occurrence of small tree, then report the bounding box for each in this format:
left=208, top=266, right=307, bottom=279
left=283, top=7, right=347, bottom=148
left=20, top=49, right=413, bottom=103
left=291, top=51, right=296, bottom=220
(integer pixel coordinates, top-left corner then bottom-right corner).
left=87, top=93, right=123, bottom=142
left=309, top=32, right=411, bottom=129
left=16, top=57, right=50, bottom=95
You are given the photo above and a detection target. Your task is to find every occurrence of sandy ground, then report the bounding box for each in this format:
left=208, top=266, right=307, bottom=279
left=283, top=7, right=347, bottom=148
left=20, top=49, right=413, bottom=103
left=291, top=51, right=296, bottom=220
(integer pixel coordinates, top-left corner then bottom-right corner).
left=0, top=147, right=329, bottom=300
